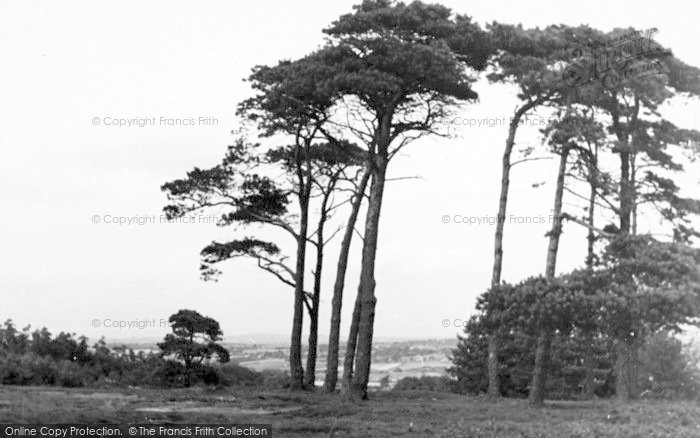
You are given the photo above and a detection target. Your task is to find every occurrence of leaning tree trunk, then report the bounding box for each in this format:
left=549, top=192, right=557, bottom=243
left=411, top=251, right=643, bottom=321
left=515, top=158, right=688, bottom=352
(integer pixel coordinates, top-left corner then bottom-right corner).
left=529, top=146, right=569, bottom=406
left=341, top=292, right=362, bottom=394
left=325, top=169, right=370, bottom=393
left=487, top=118, right=517, bottom=398
left=487, top=98, right=545, bottom=398
left=349, top=154, right=388, bottom=400
left=304, top=188, right=333, bottom=388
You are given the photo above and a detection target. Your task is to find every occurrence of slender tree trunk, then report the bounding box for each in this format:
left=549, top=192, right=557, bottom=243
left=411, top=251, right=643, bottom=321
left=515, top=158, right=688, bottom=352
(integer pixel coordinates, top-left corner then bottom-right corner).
left=491, top=101, right=540, bottom=285
left=325, top=170, right=370, bottom=393
left=341, top=292, right=362, bottom=394
left=350, top=155, right=388, bottom=400
left=586, top=175, right=597, bottom=270
left=529, top=147, right=569, bottom=406
left=487, top=118, right=516, bottom=398
left=545, top=149, right=569, bottom=279
left=304, top=187, right=333, bottom=388
left=630, top=153, right=638, bottom=236
left=304, top=272, right=320, bottom=388
left=290, top=208, right=308, bottom=389
left=615, top=140, right=640, bottom=400
left=618, top=149, right=632, bottom=235
left=186, top=334, right=193, bottom=387
left=488, top=99, right=544, bottom=398
left=290, top=147, right=311, bottom=389
left=184, top=357, right=192, bottom=388
left=582, top=154, right=597, bottom=399
left=491, top=117, right=518, bottom=297
left=618, top=152, right=632, bottom=235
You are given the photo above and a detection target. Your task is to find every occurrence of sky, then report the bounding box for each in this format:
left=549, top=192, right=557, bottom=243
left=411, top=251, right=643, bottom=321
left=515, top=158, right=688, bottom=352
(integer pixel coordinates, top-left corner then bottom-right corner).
left=1, top=0, right=699, bottom=343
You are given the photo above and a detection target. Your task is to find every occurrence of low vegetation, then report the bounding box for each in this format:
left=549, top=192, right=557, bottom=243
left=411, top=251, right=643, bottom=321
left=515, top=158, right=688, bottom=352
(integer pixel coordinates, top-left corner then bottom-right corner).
left=1, top=385, right=699, bottom=437
left=0, top=314, right=270, bottom=389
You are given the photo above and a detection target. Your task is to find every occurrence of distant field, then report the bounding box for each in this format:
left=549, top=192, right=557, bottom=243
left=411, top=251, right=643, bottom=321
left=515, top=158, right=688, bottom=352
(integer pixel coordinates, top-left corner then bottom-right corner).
left=1, top=385, right=699, bottom=437
left=239, top=357, right=452, bottom=388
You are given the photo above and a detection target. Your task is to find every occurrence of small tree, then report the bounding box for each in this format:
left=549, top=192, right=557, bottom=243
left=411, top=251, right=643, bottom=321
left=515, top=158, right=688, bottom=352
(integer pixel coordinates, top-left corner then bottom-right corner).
left=158, top=309, right=230, bottom=387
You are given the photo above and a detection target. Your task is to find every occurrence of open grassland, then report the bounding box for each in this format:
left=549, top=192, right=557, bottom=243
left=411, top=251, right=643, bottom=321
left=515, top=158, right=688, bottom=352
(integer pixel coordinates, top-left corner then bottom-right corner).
left=0, top=385, right=699, bottom=437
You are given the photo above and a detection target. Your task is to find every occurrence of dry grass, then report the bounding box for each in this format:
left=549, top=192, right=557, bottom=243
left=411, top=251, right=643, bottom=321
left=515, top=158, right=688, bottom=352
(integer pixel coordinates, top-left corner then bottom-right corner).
left=0, top=385, right=699, bottom=437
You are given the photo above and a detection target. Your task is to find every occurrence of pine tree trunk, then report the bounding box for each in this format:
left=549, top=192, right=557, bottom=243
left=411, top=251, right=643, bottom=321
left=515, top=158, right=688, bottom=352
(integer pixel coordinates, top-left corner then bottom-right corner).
left=615, top=146, right=639, bottom=400
left=586, top=171, right=597, bottom=269
left=619, top=150, right=632, bottom=235
left=349, top=156, right=388, bottom=400
left=610, top=97, right=640, bottom=402
left=488, top=99, right=543, bottom=397
left=325, top=170, right=370, bottom=393
left=487, top=334, right=500, bottom=397
left=529, top=146, right=568, bottom=406
left=529, top=328, right=551, bottom=405
left=615, top=336, right=640, bottom=400
left=304, top=188, right=332, bottom=388
left=290, top=155, right=311, bottom=390
left=185, top=357, right=192, bottom=388
left=487, top=119, right=515, bottom=398
left=290, top=222, right=307, bottom=389
left=583, top=167, right=597, bottom=400
left=304, top=294, right=319, bottom=388
left=341, top=292, right=362, bottom=394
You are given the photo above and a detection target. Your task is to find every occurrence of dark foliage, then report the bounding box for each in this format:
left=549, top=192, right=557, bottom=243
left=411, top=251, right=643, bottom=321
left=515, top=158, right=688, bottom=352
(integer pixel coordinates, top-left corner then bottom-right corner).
left=0, top=318, right=259, bottom=389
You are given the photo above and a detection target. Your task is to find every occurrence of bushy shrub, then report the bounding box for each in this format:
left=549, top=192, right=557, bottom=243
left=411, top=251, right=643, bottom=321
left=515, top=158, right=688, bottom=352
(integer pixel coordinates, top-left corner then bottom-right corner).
left=639, top=331, right=700, bottom=399
left=259, top=369, right=290, bottom=389
left=154, top=360, right=187, bottom=388
left=391, top=376, right=458, bottom=393
left=109, top=356, right=160, bottom=387
left=0, top=353, right=56, bottom=385
left=55, top=360, right=88, bottom=387
left=0, top=353, right=97, bottom=387
left=218, top=363, right=262, bottom=386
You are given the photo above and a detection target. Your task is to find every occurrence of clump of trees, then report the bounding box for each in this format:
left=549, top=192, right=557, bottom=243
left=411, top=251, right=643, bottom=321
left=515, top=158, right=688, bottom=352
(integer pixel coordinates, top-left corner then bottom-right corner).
left=450, top=316, right=700, bottom=400
left=0, top=319, right=166, bottom=387
left=474, top=21, right=700, bottom=405
left=0, top=312, right=268, bottom=389
left=160, top=0, right=700, bottom=405
left=450, top=237, right=700, bottom=400
left=162, top=0, right=492, bottom=399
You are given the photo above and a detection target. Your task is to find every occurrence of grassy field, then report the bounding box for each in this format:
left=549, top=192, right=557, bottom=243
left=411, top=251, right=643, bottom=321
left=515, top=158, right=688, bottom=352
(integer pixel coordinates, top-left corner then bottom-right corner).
left=0, top=385, right=699, bottom=437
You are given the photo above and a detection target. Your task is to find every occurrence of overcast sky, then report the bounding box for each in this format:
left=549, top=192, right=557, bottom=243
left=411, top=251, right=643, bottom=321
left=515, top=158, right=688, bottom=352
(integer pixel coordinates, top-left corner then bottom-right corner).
left=1, top=0, right=699, bottom=343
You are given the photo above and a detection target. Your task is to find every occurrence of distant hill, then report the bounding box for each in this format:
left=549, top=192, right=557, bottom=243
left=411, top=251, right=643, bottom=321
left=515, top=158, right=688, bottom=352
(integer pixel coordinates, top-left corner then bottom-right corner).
left=105, top=334, right=455, bottom=347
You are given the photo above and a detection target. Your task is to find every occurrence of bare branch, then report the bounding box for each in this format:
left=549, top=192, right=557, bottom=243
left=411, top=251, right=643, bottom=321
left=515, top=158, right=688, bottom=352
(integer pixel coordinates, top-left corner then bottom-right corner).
left=561, top=212, right=616, bottom=238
